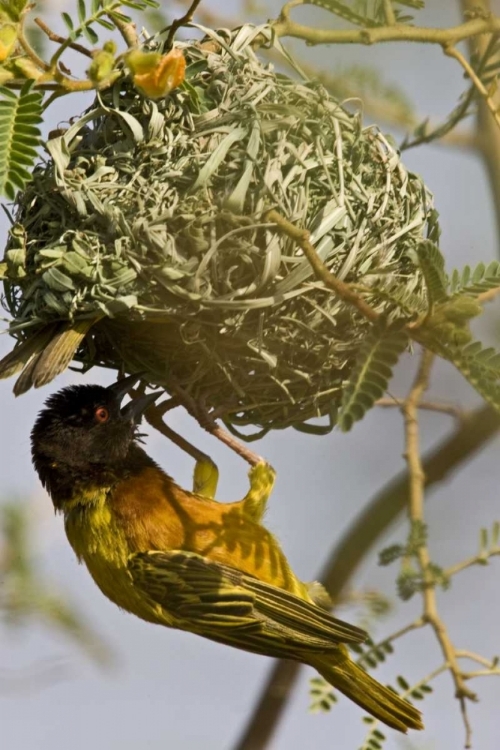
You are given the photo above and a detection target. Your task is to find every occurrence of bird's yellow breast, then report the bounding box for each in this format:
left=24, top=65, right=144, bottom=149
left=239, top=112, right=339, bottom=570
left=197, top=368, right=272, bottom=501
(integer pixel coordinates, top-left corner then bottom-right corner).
left=64, top=487, right=169, bottom=624
left=63, top=467, right=310, bottom=624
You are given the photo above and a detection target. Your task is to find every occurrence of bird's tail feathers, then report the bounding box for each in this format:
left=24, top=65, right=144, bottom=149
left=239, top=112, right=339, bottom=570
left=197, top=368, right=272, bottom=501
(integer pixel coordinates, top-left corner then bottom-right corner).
left=312, top=655, right=423, bottom=733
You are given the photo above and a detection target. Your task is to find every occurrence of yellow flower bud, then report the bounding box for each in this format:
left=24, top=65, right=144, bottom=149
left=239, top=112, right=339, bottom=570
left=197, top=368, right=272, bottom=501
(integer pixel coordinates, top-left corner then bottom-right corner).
left=126, top=48, right=186, bottom=100
left=88, top=48, right=116, bottom=84
left=0, top=23, right=17, bottom=63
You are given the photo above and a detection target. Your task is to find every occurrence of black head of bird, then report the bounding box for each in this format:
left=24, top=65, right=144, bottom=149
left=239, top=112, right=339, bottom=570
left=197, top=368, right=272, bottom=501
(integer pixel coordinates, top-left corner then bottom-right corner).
left=31, top=374, right=160, bottom=507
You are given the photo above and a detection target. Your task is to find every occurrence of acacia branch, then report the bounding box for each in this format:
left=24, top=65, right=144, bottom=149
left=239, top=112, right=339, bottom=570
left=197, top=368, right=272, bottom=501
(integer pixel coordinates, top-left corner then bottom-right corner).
left=376, top=397, right=464, bottom=419
left=34, top=17, right=93, bottom=58
left=444, top=43, right=500, bottom=131
left=402, top=351, right=476, bottom=747
left=272, top=6, right=500, bottom=46
left=461, top=0, right=500, bottom=255
left=165, top=0, right=204, bottom=48
left=444, top=547, right=500, bottom=579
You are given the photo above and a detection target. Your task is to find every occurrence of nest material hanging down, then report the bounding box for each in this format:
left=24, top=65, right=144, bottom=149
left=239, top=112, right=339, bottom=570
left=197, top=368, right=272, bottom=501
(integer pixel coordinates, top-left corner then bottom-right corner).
left=1, top=24, right=436, bottom=434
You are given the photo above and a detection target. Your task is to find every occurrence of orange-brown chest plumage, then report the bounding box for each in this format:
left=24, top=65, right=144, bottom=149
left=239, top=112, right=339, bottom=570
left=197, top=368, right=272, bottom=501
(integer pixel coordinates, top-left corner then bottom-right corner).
left=64, top=465, right=308, bottom=624
left=109, top=467, right=304, bottom=595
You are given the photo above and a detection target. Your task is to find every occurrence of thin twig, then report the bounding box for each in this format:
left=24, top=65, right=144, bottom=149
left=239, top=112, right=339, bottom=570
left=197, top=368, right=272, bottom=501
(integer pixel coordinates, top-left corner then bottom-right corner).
left=34, top=17, right=93, bottom=58
left=356, top=618, right=425, bottom=665
left=17, top=19, right=50, bottom=71
left=403, top=350, right=476, bottom=748
left=147, top=396, right=181, bottom=417
left=376, top=397, right=463, bottom=419
left=264, top=209, right=380, bottom=323
left=127, top=384, right=199, bottom=459
left=265, top=209, right=497, bottom=342
left=444, top=548, right=500, bottom=578
left=461, top=0, right=500, bottom=254
left=456, top=650, right=500, bottom=668
left=178, top=0, right=234, bottom=24
left=444, top=43, right=500, bottom=132
left=165, top=0, right=204, bottom=49
left=462, top=668, right=500, bottom=679
left=127, top=376, right=262, bottom=469
left=273, top=4, right=500, bottom=46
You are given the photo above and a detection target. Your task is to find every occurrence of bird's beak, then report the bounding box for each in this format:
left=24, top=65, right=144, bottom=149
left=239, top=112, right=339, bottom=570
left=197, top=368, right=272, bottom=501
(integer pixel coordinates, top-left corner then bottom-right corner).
left=106, top=374, right=162, bottom=423
left=121, top=391, right=162, bottom=423
left=106, top=372, right=145, bottom=401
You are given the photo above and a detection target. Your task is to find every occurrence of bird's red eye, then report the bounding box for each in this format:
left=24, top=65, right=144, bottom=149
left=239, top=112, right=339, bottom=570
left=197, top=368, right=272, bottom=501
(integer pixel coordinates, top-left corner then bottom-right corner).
left=94, top=406, right=109, bottom=423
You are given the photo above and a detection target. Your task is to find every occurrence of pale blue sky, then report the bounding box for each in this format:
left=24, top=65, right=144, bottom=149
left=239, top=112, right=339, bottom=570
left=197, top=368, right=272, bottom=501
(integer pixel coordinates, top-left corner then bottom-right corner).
left=1, top=2, right=499, bottom=749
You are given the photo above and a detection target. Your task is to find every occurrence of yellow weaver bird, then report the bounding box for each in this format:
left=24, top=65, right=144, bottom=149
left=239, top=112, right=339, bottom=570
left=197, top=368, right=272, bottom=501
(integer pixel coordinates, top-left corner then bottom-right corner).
left=30, top=374, right=423, bottom=733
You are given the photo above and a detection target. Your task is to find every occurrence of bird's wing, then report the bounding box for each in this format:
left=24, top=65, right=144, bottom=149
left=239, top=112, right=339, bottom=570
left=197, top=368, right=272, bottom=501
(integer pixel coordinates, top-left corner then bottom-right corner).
left=0, top=325, right=57, bottom=380
left=128, top=550, right=367, bottom=656
left=0, top=320, right=98, bottom=394
left=16, top=319, right=97, bottom=394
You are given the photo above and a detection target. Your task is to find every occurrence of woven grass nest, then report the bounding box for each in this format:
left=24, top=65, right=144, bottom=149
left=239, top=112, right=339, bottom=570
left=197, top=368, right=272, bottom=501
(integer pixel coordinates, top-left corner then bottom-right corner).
left=2, top=24, right=437, bottom=436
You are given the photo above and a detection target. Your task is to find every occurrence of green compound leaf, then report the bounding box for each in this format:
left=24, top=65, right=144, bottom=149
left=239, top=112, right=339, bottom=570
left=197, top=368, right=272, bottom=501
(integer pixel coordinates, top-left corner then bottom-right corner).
left=0, top=82, right=42, bottom=199
left=416, top=240, right=448, bottom=306
left=450, top=260, right=500, bottom=297
left=436, top=337, right=500, bottom=413
left=309, top=676, right=338, bottom=714
left=308, top=1, right=380, bottom=27
left=338, top=324, right=409, bottom=432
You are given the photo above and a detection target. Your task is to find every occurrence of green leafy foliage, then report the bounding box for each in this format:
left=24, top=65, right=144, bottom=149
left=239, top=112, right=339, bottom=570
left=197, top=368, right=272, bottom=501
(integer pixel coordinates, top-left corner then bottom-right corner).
left=403, top=33, right=500, bottom=150
left=440, top=340, right=500, bottom=415
left=416, top=240, right=448, bottom=305
left=365, top=280, right=427, bottom=319
left=378, top=544, right=405, bottom=566
left=379, top=522, right=451, bottom=601
left=0, top=0, right=29, bottom=21
left=338, top=325, right=409, bottom=431
left=379, top=520, right=427, bottom=566
left=419, top=295, right=483, bottom=349
left=360, top=720, right=387, bottom=750
left=360, top=676, right=432, bottom=749
left=396, top=562, right=449, bottom=601
left=0, top=81, right=42, bottom=199
left=309, top=0, right=423, bottom=27
left=450, top=261, right=500, bottom=297
left=350, top=636, right=395, bottom=670
left=309, top=1, right=379, bottom=27
left=309, top=676, right=338, bottom=713
left=60, top=0, right=159, bottom=45
left=477, top=521, right=500, bottom=563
